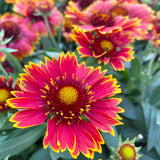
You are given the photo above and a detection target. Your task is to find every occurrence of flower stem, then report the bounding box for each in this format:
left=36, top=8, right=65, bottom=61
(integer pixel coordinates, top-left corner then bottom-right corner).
left=0, top=62, right=9, bottom=78
left=147, top=51, right=158, bottom=76
left=43, top=15, right=59, bottom=50
left=4, top=51, right=23, bottom=74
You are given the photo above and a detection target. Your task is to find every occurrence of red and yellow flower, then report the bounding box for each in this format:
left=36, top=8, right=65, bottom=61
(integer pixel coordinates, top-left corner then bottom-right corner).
left=0, top=13, right=38, bottom=59
left=0, top=76, right=20, bottom=112
left=7, top=52, right=124, bottom=158
left=150, top=11, right=160, bottom=48
left=9, top=0, right=63, bottom=37
left=110, top=0, right=155, bottom=40
left=65, top=0, right=154, bottom=40
left=72, top=28, right=134, bottom=70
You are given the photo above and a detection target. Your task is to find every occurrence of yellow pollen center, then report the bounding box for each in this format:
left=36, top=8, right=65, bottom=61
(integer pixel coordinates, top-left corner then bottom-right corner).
left=0, top=88, right=10, bottom=102
left=119, top=143, right=136, bottom=160
left=59, top=86, right=78, bottom=105
left=100, top=40, right=114, bottom=52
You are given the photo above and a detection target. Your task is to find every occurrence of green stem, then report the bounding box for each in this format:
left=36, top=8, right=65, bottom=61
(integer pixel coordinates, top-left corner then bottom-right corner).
left=147, top=51, right=158, bottom=76
left=0, top=62, right=9, bottom=78
left=43, top=15, right=59, bottom=50
left=4, top=52, right=23, bottom=74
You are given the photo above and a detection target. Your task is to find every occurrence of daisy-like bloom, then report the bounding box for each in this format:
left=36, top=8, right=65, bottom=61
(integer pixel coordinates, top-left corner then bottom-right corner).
left=71, top=28, right=134, bottom=70
left=0, top=13, right=38, bottom=59
left=0, top=76, right=20, bottom=112
left=10, top=0, right=62, bottom=37
left=66, top=0, right=154, bottom=40
left=65, top=0, right=141, bottom=35
left=111, top=137, right=141, bottom=160
left=109, top=0, right=155, bottom=40
left=118, top=143, right=137, bottom=160
left=7, top=52, right=124, bottom=159
left=150, top=11, right=160, bottom=48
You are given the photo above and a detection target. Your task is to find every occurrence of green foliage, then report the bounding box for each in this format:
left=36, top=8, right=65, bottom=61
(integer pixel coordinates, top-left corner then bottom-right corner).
left=0, top=0, right=160, bottom=160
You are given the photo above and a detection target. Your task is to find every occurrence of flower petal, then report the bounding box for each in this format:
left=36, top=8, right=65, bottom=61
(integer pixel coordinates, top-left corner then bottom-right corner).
left=43, top=118, right=60, bottom=152
left=10, top=109, right=48, bottom=128
left=57, top=121, right=76, bottom=152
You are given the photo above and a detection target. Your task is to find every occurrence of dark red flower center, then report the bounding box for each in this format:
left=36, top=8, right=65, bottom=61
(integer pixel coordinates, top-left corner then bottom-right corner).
left=92, top=38, right=115, bottom=57
left=0, top=87, right=11, bottom=111
left=77, top=0, right=95, bottom=10
left=0, top=21, right=21, bottom=40
left=110, top=6, right=128, bottom=17
left=41, top=78, right=93, bottom=124
left=90, top=12, right=114, bottom=27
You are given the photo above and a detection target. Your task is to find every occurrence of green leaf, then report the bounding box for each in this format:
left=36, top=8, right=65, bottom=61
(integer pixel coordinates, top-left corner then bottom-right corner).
left=130, top=57, right=142, bottom=87
left=141, top=101, right=151, bottom=130
left=0, top=47, right=17, bottom=53
left=41, top=36, right=53, bottom=50
left=156, top=110, right=160, bottom=125
left=0, top=111, right=8, bottom=128
left=0, top=125, right=44, bottom=159
left=101, top=126, right=118, bottom=149
left=4, top=155, right=10, bottom=160
left=76, top=145, right=108, bottom=160
left=119, top=96, right=138, bottom=120
left=140, top=153, right=155, bottom=160
left=147, top=107, right=160, bottom=151
left=149, top=85, right=160, bottom=106
left=29, top=148, right=51, bottom=160
left=0, top=120, right=14, bottom=131
left=49, top=147, right=72, bottom=160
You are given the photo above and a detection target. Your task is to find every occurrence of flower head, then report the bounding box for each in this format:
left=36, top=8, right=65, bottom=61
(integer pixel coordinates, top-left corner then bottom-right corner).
left=65, top=0, right=141, bottom=35
left=10, top=0, right=62, bottom=37
left=110, top=1, right=155, bottom=40
left=118, top=143, right=137, bottom=160
left=111, top=136, right=142, bottom=160
left=0, top=13, right=38, bottom=59
left=0, top=76, right=20, bottom=112
left=72, top=28, right=134, bottom=70
left=7, top=52, right=124, bottom=159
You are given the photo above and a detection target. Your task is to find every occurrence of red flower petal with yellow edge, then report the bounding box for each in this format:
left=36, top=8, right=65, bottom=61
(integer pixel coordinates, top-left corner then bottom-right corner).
left=0, top=76, right=20, bottom=111
left=7, top=52, right=124, bottom=159
left=71, top=28, right=134, bottom=70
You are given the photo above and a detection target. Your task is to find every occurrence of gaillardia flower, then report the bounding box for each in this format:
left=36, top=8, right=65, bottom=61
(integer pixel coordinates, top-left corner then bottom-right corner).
left=111, top=136, right=141, bottom=160
left=0, top=13, right=38, bottom=59
left=10, top=0, right=62, bottom=37
left=72, top=28, right=134, bottom=70
left=7, top=52, right=124, bottom=159
left=0, top=76, right=20, bottom=112
left=65, top=1, right=141, bottom=35
left=109, top=0, right=154, bottom=40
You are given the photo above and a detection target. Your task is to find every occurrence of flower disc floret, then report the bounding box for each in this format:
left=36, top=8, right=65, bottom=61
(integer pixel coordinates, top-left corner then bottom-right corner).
left=0, top=76, right=20, bottom=111
left=0, top=88, right=10, bottom=102
left=59, top=86, right=78, bottom=105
